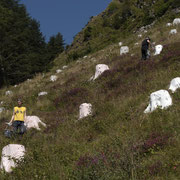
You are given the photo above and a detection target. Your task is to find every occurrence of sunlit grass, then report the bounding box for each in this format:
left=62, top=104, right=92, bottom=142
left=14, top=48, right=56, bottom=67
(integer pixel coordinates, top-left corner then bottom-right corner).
left=0, top=12, right=180, bottom=179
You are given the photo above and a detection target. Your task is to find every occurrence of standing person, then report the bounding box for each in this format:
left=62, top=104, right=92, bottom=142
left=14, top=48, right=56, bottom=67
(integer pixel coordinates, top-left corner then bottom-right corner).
left=141, top=37, right=151, bottom=60
left=8, top=99, right=26, bottom=135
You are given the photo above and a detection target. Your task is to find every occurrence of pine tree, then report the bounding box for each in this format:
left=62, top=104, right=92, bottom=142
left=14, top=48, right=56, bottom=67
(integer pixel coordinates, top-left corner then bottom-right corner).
left=47, top=32, right=65, bottom=60
left=0, top=0, right=62, bottom=87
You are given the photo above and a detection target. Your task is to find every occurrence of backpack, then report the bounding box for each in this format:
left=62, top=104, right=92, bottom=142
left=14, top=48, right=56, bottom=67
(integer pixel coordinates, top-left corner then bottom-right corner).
left=4, top=125, right=13, bottom=138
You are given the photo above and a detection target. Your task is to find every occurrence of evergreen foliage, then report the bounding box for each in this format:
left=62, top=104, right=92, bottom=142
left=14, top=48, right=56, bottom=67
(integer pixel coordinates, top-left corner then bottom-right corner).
left=0, top=0, right=64, bottom=87
left=47, top=32, right=65, bottom=61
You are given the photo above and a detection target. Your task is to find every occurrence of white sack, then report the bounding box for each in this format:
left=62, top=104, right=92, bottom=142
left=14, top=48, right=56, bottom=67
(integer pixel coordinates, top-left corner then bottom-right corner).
left=166, top=23, right=172, bottom=27
left=169, top=29, right=177, bottom=35
left=92, top=64, right=109, bottom=80
left=173, top=18, right=180, bottom=25
left=62, top=65, right=68, bottom=69
left=0, top=144, right=25, bottom=173
left=144, top=30, right=148, bottom=33
left=119, top=42, right=123, bottom=46
left=5, top=91, right=12, bottom=96
left=154, top=45, right=163, bottom=55
left=120, top=46, right=129, bottom=55
left=27, top=79, right=32, bottom=82
left=56, top=69, right=62, bottom=73
left=79, top=103, right=92, bottom=119
left=25, top=116, right=46, bottom=130
left=0, top=107, right=5, bottom=113
left=135, top=43, right=139, bottom=46
left=144, top=90, right=172, bottom=113
left=169, top=77, right=180, bottom=93
left=38, top=92, right=48, bottom=96
left=50, top=75, right=57, bottom=82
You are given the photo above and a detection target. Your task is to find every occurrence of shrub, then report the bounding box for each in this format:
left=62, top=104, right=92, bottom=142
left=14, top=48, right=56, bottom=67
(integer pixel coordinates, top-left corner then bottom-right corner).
left=84, top=27, right=92, bottom=41
left=107, top=2, right=120, bottom=16
left=133, top=132, right=171, bottom=154
left=67, top=51, right=80, bottom=62
left=148, top=161, right=163, bottom=176
left=154, top=0, right=170, bottom=17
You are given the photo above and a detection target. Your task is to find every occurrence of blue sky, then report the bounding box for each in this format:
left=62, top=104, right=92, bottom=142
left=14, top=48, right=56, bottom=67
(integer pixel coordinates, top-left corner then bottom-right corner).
left=20, top=0, right=111, bottom=45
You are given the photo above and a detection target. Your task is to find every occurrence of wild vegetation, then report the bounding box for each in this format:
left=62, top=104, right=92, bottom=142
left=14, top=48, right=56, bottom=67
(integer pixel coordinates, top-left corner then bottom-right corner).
left=65, top=0, right=180, bottom=62
left=0, top=0, right=64, bottom=87
left=0, top=0, right=180, bottom=179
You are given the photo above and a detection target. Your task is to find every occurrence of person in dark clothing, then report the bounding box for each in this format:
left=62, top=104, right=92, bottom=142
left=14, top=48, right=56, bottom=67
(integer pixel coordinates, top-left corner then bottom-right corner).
left=141, top=37, right=151, bottom=60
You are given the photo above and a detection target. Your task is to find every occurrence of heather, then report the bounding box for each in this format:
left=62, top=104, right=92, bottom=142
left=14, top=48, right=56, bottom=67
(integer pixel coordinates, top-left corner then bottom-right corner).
left=0, top=1, right=180, bottom=179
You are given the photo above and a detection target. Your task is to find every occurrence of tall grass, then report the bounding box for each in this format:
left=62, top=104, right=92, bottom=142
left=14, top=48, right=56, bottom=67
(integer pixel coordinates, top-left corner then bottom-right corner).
left=0, top=13, right=180, bottom=179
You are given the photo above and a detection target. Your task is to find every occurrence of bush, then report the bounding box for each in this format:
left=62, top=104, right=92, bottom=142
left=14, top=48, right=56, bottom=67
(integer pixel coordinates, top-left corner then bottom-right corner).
left=154, top=0, right=170, bottom=17
left=84, top=27, right=92, bottom=41
left=107, top=2, right=120, bottom=16
left=171, top=0, right=180, bottom=8
left=67, top=51, right=80, bottom=62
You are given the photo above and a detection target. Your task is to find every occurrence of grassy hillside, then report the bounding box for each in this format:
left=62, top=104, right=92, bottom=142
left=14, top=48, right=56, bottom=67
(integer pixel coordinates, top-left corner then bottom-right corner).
left=0, top=2, right=180, bottom=180
left=63, top=0, right=180, bottom=63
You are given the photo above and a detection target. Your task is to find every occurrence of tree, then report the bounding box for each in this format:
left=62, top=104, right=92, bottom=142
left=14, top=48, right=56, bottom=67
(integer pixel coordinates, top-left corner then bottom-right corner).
left=47, top=32, right=65, bottom=60
left=0, top=0, right=61, bottom=87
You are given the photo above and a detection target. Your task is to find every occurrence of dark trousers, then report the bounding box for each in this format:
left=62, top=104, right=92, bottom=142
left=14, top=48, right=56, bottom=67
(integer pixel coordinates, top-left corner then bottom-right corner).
left=12, top=121, right=26, bottom=135
left=141, top=49, right=148, bottom=60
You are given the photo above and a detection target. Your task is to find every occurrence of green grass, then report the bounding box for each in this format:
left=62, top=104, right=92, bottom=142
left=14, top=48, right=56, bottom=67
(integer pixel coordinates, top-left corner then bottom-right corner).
left=1, top=10, right=180, bottom=180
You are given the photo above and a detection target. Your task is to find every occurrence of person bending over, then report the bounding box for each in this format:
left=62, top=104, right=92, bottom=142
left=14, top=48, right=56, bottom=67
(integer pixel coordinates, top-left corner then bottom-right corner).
left=141, top=37, right=151, bottom=60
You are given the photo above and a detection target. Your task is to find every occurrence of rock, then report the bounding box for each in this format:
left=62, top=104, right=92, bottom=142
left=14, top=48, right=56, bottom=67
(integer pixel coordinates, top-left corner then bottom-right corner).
left=50, top=75, right=57, bottom=82
left=169, top=29, right=177, bottom=35
left=172, top=8, right=180, bottom=14
left=144, top=90, right=172, bottom=113
left=25, top=116, right=46, bottom=130
left=83, top=56, right=88, bottom=59
left=38, top=92, right=48, bottom=96
left=154, top=45, right=163, bottom=55
left=137, top=21, right=156, bottom=33
left=138, top=34, right=142, bottom=38
left=0, top=144, right=25, bottom=173
left=173, top=18, right=180, bottom=25
left=169, top=77, right=180, bottom=93
left=5, top=91, right=12, bottom=96
left=119, top=42, right=123, bottom=46
left=166, top=23, right=172, bottom=27
left=92, top=64, right=110, bottom=80
left=79, top=103, right=92, bottom=119
left=120, top=46, right=129, bottom=55
left=56, top=69, right=62, bottom=73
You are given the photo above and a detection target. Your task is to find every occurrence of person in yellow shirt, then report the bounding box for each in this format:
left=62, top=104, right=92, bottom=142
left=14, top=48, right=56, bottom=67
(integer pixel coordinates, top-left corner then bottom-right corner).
left=8, top=99, right=26, bottom=135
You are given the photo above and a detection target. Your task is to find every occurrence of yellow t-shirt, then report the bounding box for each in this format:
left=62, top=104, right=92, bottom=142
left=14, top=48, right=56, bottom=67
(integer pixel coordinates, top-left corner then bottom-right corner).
left=14, top=106, right=26, bottom=121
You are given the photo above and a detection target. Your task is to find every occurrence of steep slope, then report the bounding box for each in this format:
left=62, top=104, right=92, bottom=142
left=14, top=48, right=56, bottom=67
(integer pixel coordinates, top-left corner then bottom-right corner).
left=0, top=1, right=180, bottom=180
left=64, top=0, right=180, bottom=62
